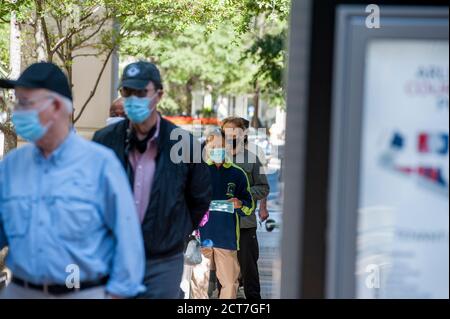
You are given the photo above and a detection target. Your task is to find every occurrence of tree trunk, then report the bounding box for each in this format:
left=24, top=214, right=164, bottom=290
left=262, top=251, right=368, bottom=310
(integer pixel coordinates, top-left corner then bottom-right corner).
left=34, top=0, right=50, bottom=62
left=252, top=84, right=260, bottom=128
left=65, top=40, right=74, bottom=122
left=185, top=78, right=194, bottom=115
left=34, top=16, right=47, bottom=62
left=251, top=14, right=265, bottom=129
left=10, top=11, right=21, bottom=77
left=2, top=10, right=21, bottom=155
left=2, top=128, right=17, bottom=155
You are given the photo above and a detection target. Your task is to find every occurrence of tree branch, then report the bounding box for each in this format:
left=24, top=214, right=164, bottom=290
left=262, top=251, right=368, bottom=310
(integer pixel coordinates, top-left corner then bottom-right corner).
left=71, top=17, right=108, bottom=50
left=55, top=49, right=65, bottom=64
left=51, top=11, right=111, bottom=55
left=79, top=6, right=101, bottom=23
left=72, top=53, right=101, bottom=59
left=35, top=0, right=52, bottom=59
left=73, top=47, right=114, bottom=123
left=50, top=23, right=91, bottom=54
left=53, top=14, right=63, bottom=38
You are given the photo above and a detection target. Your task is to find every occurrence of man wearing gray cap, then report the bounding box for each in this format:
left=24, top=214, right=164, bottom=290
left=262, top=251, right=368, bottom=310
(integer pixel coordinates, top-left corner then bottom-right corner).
left=93, top=61, right=212, bottom=299
left=0, top=62, right=145, bottom=299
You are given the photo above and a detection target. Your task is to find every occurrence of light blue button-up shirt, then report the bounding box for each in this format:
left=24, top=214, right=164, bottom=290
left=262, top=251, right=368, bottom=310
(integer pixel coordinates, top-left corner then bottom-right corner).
left=0, top=131, right=145, bottom=297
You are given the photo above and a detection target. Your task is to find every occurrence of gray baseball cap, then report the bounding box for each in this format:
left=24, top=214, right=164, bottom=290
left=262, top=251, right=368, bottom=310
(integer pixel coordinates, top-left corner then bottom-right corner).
left=119, top=61, right=162, bottom=90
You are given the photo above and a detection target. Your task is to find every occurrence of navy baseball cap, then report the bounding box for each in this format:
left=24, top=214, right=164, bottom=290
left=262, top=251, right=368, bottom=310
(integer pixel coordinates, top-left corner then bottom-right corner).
left=120, top=61, right=162, bottom=90
left=0, top=62, right=72, bottom=101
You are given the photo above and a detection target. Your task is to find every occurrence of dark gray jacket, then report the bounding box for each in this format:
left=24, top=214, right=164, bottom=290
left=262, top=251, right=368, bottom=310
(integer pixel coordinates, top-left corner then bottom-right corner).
left=232, top=148, right=270, bottom=228
left=93, top=116, right=212, bottom=258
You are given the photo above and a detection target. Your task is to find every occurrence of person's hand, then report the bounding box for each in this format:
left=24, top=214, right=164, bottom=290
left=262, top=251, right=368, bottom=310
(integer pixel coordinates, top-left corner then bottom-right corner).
left=258, top=207, right=269, bottom=222
left=227, top=198, right=242, bottom=209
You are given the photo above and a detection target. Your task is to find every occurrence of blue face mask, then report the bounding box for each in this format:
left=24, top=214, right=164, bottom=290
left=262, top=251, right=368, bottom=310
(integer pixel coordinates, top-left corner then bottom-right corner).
left=12, top=101, right=53, bottom=142
left=124, top=93, right=158, bottom=124
left=209, top=148, right=226, bottom=163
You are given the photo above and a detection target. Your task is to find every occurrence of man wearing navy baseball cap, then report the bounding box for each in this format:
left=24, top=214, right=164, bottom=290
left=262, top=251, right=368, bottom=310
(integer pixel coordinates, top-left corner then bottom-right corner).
left=0, top=62, right=145, bottom=299
left=93, top=61, right=212, bottom=299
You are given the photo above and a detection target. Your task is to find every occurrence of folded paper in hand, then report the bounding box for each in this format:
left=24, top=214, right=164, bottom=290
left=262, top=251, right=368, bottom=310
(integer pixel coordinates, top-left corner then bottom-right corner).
left=209, top=200, right=234, bottom=214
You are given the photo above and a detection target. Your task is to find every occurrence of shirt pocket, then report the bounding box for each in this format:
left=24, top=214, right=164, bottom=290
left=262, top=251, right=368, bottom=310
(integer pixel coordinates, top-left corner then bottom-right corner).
left=51, top=184, right=101, bottom=241
left=1, top=198, right=31, bottom=238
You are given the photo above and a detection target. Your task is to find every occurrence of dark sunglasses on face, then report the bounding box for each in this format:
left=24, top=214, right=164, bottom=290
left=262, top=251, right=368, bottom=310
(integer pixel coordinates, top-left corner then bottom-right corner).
left=226, top=138, right=242, bottom=149
left=120, top=87, right=149, bottom=98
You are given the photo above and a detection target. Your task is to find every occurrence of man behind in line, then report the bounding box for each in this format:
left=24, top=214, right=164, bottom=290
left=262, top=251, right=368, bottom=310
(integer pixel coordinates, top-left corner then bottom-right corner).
left=221, top=116, right=270, bottom=300
left=93, top=61, right=212, bottom=299
left=106, top=97, right=126, bottom=126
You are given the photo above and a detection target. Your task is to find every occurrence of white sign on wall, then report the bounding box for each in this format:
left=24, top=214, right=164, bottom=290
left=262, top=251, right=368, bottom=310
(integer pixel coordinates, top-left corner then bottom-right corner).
left=357, top=40, right=449, bottom=299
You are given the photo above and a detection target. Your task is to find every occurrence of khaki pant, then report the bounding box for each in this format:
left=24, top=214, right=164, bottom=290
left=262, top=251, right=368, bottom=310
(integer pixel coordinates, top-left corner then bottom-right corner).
left=190, top=247, right=240, bottom=299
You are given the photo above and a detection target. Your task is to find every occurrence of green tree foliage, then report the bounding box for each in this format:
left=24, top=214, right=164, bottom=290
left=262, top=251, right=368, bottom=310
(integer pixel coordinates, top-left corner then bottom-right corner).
left=0, top=22, right=9, bottom=71
left=244, top=27, right=286, bottom=108
left=234, top=0, right=290, bottom=34
left=239, top=0, right=289, bottom=109
left=0, top=0, right=290, bottom=122
left=121, top=23, right=256, bottom=114
left=0, top=0, right=240, bottom=121
left=120, top=0, right=290, bottom=115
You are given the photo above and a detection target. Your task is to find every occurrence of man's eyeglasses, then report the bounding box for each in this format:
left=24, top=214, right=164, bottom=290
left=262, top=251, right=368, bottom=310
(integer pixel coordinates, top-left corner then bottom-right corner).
left=13, top=96, right=54, bottom=111
left=120, top=87, right=148, bottom=98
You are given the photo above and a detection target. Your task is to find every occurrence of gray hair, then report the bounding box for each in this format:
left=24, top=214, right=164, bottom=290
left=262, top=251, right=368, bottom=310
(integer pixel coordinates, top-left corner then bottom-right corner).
left=49, top=92, right=73, bottom=115
left=204, top=126, right=224, bottom=143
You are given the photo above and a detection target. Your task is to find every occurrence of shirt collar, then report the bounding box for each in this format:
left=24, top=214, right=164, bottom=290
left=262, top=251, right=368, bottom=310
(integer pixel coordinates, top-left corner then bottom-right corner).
left=206, top=158, right=232, bottom=168
left=129, top=113, right=161, bottom=150
left=33, top=129, right=77, bottom=165
left=150, top=113, right=161, bottom=143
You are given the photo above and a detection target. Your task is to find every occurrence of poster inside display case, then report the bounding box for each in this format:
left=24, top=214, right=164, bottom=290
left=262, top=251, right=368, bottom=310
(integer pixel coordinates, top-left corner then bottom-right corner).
left=357, top=39, right=449, bottom=299
left=328, top=6, right=449, bottom=299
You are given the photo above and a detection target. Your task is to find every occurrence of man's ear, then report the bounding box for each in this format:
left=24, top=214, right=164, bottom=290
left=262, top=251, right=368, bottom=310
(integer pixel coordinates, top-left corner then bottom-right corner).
left=53, top=97, right=63, bottom=112
left=154, top=90, right=163, bottom=106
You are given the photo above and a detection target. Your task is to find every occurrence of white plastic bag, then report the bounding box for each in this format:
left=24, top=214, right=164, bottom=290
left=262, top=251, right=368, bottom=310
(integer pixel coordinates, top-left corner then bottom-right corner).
left=184, top=238, right=202, bottom=266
